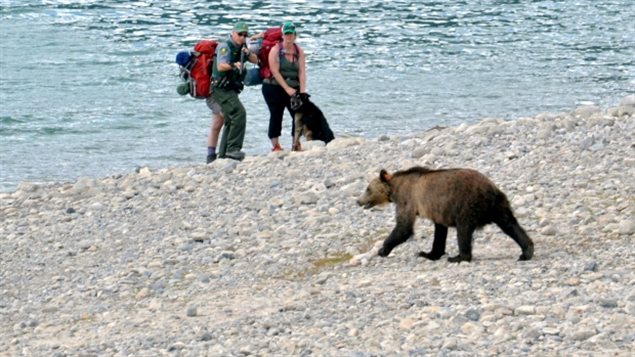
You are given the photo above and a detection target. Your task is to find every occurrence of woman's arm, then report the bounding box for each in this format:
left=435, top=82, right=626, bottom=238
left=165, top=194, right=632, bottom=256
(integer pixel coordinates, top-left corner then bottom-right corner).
left=297, top=46, right=306, bottom=93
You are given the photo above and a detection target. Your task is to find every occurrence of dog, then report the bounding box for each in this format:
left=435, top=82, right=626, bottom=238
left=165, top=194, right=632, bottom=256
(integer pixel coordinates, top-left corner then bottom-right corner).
left=290, top=93, right=335, bottom=151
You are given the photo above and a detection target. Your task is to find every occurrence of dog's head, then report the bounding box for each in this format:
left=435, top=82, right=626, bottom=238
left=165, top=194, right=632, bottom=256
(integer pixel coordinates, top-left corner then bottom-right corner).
left=290, top=93, right=312, bottom=112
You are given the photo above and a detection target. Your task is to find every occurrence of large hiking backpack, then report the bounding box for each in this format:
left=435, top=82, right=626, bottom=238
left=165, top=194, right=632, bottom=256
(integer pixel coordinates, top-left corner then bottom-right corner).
left=257, top=27, right=283, bottom=80
left=257, top=28, right=301, bottom=81
left=176, top=39, right=218, bottom=98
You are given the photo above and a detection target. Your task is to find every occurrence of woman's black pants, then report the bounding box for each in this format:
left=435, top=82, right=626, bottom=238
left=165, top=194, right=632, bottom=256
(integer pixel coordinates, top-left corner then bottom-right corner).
left=262, top=83, right=297, bottom=139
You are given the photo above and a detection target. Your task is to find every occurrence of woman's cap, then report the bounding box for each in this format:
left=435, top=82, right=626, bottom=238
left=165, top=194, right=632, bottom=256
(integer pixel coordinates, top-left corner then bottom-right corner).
left=282, top=21, right=296, bottom=35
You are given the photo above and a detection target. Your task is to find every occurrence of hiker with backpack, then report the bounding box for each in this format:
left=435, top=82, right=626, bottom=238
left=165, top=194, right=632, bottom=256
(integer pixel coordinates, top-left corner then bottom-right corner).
left=210, top=21, right=258, bottom=161
left=260, top=21, right=307, bottom=152
left=176, top=40, right=225, bottom=163
left=176, top=39, right=225, bottom=164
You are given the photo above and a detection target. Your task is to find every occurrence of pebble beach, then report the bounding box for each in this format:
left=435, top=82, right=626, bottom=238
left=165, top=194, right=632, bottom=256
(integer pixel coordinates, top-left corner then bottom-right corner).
left=1, top=96, right=634, bottom=356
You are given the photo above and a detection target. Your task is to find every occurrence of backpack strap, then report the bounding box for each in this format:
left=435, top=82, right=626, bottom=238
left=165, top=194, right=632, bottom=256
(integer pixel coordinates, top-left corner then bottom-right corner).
left=278, top=43, right=300, bottom=63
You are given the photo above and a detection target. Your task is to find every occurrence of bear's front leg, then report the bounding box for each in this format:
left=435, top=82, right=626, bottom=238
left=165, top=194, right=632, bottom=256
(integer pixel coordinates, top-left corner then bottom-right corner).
left=378, top=217, right=414, bottom=257
left=418, top=224, right=448, bottom=260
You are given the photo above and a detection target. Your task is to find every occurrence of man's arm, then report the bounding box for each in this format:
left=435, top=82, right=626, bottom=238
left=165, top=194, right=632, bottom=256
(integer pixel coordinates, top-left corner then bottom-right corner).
left=215, top=43, right=238, bottom=72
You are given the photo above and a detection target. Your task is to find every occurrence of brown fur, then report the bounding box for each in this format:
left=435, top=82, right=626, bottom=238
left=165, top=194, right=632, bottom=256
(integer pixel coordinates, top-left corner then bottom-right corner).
left=292, top=112, right=312, bottom=152
left=357, top=166, right=534, bottom=262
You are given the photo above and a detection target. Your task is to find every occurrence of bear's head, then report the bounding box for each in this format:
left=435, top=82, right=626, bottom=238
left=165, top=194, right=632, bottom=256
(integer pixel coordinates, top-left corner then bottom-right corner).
left=357, top=169, right=393, bottom=209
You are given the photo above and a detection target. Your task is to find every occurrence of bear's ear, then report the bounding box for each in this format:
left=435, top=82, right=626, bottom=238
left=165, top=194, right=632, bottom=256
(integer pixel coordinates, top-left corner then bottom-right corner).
left=379, top=169, right=392, bottom=183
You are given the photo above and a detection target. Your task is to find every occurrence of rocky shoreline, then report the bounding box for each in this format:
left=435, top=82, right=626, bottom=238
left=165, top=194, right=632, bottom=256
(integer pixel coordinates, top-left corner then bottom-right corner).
left=1, top=96, right=634, bottom=356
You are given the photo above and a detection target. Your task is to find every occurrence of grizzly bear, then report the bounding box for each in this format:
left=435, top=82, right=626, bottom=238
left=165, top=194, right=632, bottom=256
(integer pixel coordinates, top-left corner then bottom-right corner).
left=357, top=167, right=534, bottom=262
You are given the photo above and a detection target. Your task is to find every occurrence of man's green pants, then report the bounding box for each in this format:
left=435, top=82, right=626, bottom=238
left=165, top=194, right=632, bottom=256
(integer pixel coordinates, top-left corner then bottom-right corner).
left=211, top=87, right=246, bottom=158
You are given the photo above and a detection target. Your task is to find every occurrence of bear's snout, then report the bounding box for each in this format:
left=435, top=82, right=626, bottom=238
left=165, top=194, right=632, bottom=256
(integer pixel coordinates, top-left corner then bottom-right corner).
left=356, top=198, right=373, bottom=209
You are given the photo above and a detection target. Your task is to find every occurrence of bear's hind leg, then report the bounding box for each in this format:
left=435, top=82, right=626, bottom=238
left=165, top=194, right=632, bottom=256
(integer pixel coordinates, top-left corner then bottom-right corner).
left=418, top=224, right=447, bottom=260
left=378, top=217, right=414, bottom=257
left=495, top=209, right=534, bottom=261
left=448, top=224, right=474, bottom=263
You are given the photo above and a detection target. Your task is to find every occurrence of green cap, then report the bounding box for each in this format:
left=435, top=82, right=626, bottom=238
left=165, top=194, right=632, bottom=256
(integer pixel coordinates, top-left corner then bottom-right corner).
left=233, top=21, right=249, bottom=33
left=281, top=21, right=296, bottom=35
left=177, top=82, right=190, bottom=95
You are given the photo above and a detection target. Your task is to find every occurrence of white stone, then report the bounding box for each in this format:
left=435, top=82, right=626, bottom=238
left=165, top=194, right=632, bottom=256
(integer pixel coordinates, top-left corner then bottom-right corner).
left=515, top=306, right=536, bottom=315
left=619, top=94, right=635, bottom=107
left=574, top=105, right=600, bottom=119
left=325, top=137, right=361, bottom=150
left=541, top=225, right=558, bottom=236
left=617, top=219, right=635, bottom=235
left=570, top=328, right=597, bottom=341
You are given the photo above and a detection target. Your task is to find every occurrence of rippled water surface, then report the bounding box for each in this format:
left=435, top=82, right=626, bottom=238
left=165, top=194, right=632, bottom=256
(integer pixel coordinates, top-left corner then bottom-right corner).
left=1, top=1, right=633, bottom=191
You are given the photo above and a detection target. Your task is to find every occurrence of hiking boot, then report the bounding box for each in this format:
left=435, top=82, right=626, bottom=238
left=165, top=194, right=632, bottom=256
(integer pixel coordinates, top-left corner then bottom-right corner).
left=224, top=151, right=245, bottom=161
left=206, top=153, right=217, bottom=164
left=271, top=143, right=283, bottom=152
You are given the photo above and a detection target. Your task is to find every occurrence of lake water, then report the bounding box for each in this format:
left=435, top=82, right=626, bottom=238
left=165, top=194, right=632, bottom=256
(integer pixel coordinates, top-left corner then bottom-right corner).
left=1, top=0, right=633, bottom=192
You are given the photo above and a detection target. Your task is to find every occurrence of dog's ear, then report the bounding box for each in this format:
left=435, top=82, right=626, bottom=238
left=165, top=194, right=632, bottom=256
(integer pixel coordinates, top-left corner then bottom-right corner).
left=300, top=93, right=310, bottom=101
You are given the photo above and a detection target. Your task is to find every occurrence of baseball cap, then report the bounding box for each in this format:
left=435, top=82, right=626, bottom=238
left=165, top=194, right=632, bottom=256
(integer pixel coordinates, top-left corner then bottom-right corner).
left=233, top=21, right=249, bottom=33
left=282, top=21, right=296, bottom=35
